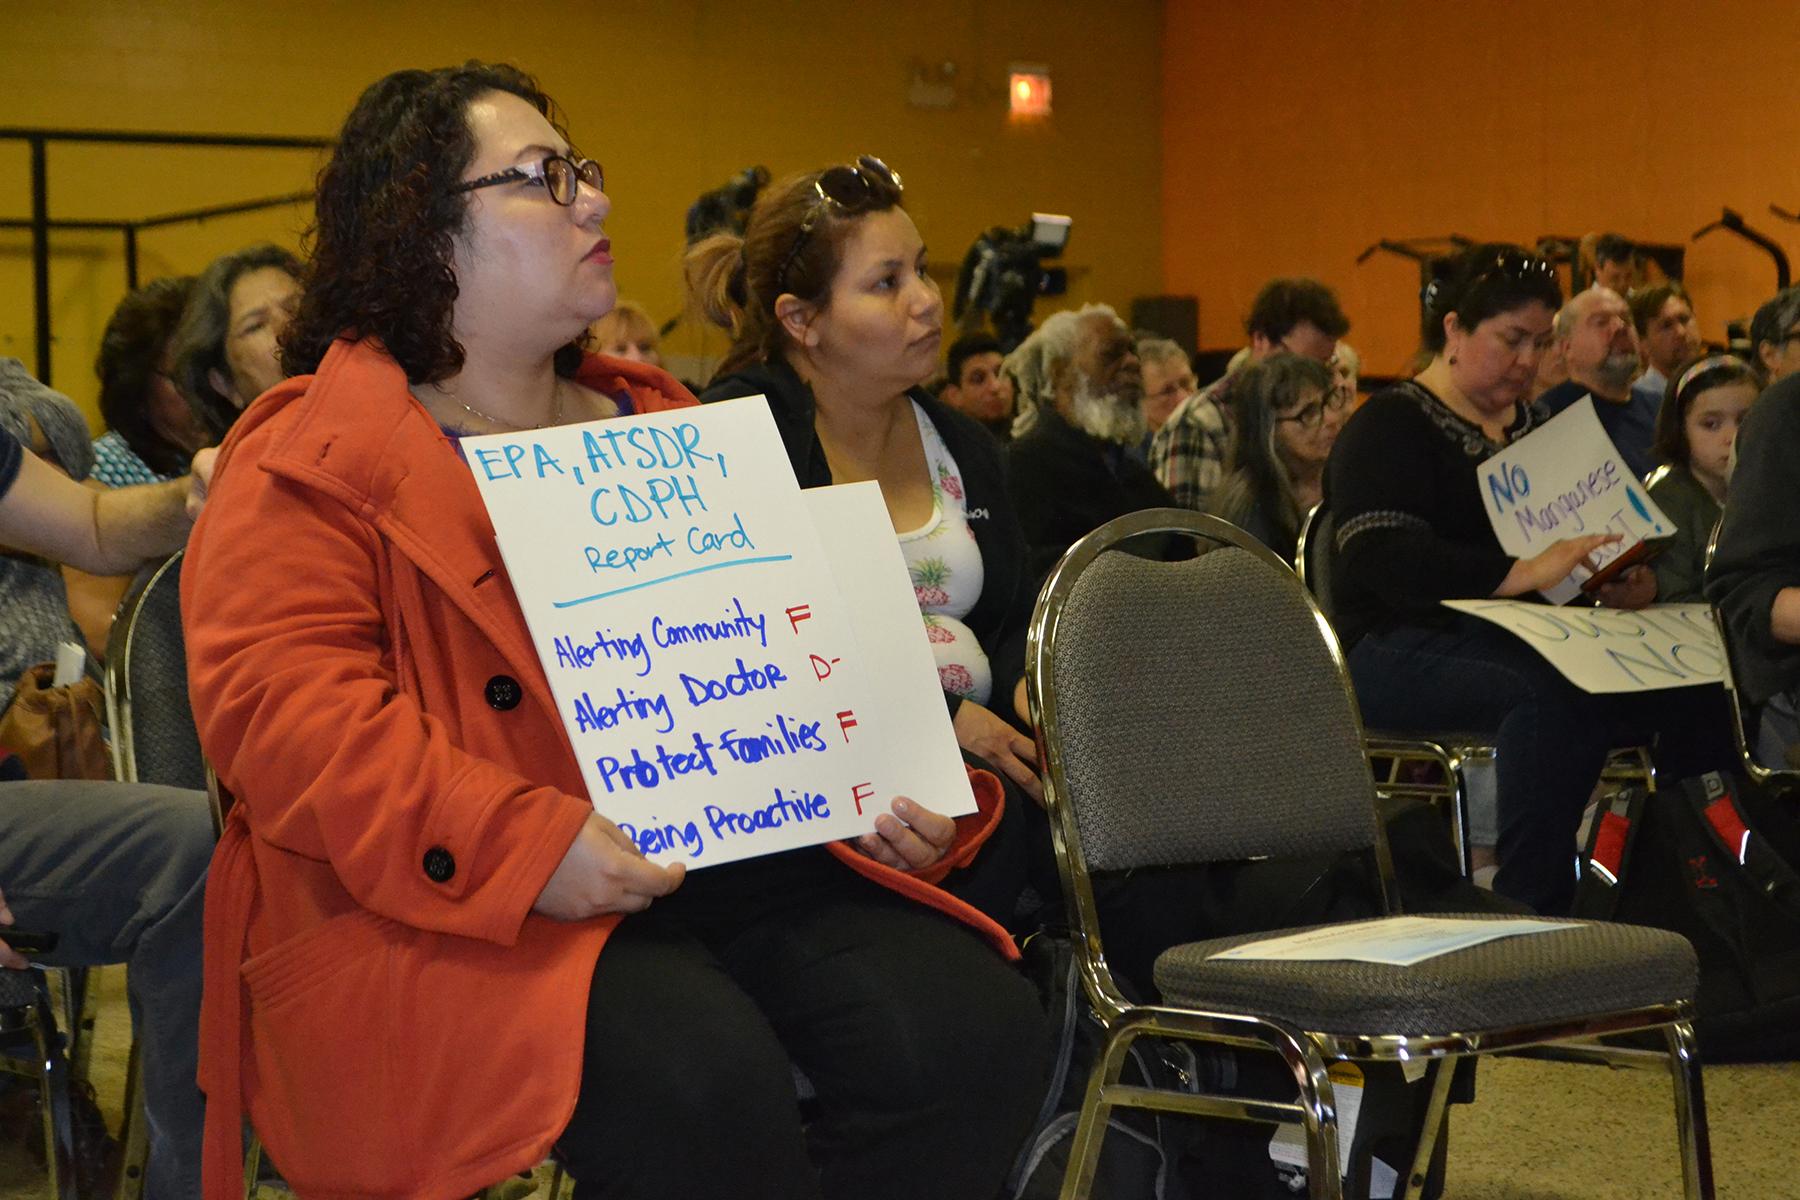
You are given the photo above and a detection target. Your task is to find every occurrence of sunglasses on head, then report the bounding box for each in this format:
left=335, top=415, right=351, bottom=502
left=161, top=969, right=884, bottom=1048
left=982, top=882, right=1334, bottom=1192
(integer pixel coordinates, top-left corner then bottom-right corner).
left=451, top=152, right=604, bottom=207
left=775, top=155, right=903, bottom=294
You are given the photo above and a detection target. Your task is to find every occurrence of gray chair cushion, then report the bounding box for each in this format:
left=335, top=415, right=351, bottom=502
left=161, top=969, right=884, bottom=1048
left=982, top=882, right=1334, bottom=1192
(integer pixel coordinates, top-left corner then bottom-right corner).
left=1154, top=913, right=1697, bottom=1036
left=1050, top=544, right=1378, bottom=870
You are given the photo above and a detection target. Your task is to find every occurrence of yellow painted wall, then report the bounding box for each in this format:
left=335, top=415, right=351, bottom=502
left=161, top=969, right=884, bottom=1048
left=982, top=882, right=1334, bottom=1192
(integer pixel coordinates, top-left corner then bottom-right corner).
left=1, top=0, right=1163, bottom=427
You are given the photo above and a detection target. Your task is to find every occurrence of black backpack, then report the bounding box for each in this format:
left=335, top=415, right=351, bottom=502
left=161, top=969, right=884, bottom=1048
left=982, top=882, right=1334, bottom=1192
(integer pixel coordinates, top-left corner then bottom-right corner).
left=1574, top=768, right=1800, bottom=1062
left=1006, top=932, right=1203, bottom=1200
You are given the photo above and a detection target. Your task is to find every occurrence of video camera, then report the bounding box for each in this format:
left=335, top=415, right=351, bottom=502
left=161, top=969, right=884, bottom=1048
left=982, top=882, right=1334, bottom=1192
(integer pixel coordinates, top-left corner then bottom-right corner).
left=952, top=213, right=1073, bottom=351
left=684, top=166, right=771, bottom=245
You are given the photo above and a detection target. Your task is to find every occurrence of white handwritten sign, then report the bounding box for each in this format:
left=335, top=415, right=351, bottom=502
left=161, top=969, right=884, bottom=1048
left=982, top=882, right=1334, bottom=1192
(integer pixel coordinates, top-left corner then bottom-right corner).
left=1478, top=397, right=1675, bottom=604
left=464, top=396, right=973, bottom=868
left=1442, top=600, right=1725, bottom=693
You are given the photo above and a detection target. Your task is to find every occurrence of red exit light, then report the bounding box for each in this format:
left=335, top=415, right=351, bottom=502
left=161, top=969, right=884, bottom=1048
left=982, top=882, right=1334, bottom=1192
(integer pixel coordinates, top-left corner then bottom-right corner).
left=1009, top=68, right=1052, bottom=117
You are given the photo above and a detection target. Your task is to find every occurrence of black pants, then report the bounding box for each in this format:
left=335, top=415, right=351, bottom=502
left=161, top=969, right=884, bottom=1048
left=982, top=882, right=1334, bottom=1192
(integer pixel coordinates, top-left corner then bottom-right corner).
left=1350, top=615, right=1734, bottom=913
left=556, top=851, right=1050, bottom=1200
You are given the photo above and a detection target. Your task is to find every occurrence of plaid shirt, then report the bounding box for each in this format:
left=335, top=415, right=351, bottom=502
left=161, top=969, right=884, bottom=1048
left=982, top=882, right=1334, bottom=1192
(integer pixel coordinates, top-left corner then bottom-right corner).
left=1149, top=373, right=1232, bottom=510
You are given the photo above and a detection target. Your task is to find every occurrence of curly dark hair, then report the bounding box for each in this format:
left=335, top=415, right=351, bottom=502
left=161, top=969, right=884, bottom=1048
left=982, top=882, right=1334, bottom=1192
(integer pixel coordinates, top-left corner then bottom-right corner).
left=281, top=61, right=582, bottom=383
left=1244, top=278, right=1349, bottom=343
left=96, top=275, right=196, bottom=476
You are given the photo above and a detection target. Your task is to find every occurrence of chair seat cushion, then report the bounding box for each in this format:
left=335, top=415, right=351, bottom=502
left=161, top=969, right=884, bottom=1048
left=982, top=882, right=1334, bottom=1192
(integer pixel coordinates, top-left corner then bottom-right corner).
left=1153, top=913, right=1696, bottom=1037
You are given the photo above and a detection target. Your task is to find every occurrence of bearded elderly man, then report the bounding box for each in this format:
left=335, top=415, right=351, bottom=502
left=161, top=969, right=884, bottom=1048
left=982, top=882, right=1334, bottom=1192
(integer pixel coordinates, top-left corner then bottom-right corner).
left=1004, top=304, right=1174, bottom=577
left=1539, top=286, right=1658, bottom=478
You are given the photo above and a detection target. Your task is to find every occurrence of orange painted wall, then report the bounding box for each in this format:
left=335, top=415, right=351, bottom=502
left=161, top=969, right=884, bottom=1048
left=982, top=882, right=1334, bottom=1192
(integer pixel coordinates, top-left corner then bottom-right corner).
left=1161, top=0, right=1800, bottom=377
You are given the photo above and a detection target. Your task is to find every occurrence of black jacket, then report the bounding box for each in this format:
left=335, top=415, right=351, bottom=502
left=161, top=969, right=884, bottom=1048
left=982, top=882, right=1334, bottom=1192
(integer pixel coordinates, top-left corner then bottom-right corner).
left=1706, top=374, right=1800, bottom=704
left=1005, top=405, right=1175, bottom=581
left=701, top=358, right=1032, bottom=719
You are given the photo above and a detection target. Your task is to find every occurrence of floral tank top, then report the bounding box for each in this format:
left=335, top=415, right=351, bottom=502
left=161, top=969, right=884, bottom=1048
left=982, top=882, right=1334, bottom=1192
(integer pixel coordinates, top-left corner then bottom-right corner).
left=898, top=402, right=991, bottom=706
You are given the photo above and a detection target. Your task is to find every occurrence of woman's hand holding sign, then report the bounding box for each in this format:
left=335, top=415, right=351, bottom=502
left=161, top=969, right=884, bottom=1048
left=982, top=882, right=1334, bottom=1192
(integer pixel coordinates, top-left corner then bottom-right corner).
left=854, top=796, right=957, bottom=871
left=535, top=812, right=687, bottom=919
left=1495, top=532, right=1621, bottom=598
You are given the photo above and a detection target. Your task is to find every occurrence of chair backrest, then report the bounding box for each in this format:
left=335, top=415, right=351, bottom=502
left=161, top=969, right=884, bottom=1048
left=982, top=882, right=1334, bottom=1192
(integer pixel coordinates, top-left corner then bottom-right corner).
left=105, top=552, right=205, bottom=789
left=1294, top=502, right=1337, bottom=618
left=1032, top=510, right=1381, bottom=875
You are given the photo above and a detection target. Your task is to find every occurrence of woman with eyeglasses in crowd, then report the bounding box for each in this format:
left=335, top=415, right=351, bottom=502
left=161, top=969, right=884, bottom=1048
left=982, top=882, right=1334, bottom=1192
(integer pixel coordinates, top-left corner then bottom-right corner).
left=1208, top=351, right=1345, bottom=563
left=183, top=66, right=1042, bottom=1200
left=689, top=159, right=1051, bottom=850
left=1324, top=243, right=1731, bottom=915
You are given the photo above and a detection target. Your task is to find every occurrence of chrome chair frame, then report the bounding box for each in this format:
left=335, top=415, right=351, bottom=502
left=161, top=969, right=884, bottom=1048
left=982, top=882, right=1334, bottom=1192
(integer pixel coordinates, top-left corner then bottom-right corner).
left=1030, top=509, right=1714, bottom=1200
left=1700, top=517, right=1797, bottom=786
left=0, top=971, right=79, bottom=1200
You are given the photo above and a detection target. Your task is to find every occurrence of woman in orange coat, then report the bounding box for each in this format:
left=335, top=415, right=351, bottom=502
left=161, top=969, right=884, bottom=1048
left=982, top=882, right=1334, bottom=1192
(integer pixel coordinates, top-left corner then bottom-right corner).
left=183, top=63, right=1045, bottom=1200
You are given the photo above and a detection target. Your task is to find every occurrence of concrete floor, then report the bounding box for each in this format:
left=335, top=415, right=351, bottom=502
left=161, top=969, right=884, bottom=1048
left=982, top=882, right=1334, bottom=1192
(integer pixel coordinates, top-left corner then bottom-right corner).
left=3, top=966, right=1795, bottom=1198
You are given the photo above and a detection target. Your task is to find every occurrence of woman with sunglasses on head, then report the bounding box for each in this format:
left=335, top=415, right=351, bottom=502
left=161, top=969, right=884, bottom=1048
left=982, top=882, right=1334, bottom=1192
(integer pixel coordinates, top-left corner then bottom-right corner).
left=183, top=68, right=1042, bottom=1200
left=1325, top=243, right=1731, bottom=914
left=1208, top=351, right=1345, bottom=564
left=689, top=160, right=1050, bottom=875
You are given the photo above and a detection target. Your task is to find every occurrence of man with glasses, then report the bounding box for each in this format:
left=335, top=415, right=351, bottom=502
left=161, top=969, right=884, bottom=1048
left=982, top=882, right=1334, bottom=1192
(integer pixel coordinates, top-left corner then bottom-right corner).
left=1151, top=277, right=1349, bottom=510
left=1750, top=286, right=1800, bottom=385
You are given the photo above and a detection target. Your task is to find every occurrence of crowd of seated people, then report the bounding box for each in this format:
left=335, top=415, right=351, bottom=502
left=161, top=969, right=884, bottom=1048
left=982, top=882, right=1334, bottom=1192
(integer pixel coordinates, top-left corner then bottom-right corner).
left=14, top=51, right=1800, bottom=1200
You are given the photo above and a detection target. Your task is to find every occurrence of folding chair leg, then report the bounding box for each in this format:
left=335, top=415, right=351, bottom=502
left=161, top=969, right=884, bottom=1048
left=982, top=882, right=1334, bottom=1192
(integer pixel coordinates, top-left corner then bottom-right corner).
left=1058, top=1029, right=1138, bottom=1200
left=244, top=1134, right=264, bottom=1200
left=1400, top=1060, right=1455, bottom=1200
left=1664, top=1020, right=1716, bottom=1200
left=30, top=1003, right=78, bottom=1200
left=115, top=1039, right=149, bottom=1200
left=1285, top=1042, right=1343, bottom=1200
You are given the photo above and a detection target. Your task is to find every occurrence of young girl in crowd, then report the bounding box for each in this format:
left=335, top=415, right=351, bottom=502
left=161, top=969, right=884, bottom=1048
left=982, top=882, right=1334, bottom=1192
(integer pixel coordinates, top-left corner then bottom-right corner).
left=182, top=64, right=1042, bottom=1200
left=1326, top=243, right=1731, bottom=914
left=1647, top=354, right=1758, bottom=602
left=1208, top=352, right=1343, bottom=562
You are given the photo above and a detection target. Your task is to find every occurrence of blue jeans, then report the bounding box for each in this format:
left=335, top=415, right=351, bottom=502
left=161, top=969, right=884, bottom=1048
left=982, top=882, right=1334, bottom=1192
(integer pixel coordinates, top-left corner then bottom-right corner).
left=1349, top=614, right=1731, bottom=914
left=1, top=782, right=210, bottom=1200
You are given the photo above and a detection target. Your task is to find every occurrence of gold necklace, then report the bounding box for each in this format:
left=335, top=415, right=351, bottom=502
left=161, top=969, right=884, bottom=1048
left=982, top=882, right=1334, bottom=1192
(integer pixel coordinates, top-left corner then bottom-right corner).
left=448, top=382, right=565, bottom=431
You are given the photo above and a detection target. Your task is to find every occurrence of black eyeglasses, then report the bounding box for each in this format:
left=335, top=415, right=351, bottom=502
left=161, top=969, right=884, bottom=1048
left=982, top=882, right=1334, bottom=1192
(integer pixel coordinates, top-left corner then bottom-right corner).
left=1276, top=389, right=1350, bottom=431
left=774, top=155, right=903, bottom=293
left=451, top=153, right=604, bottom=207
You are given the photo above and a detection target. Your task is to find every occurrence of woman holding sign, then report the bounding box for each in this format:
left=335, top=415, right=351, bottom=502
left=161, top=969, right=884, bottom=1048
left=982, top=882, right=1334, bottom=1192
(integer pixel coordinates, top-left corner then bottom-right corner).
left=1325, top=244, right=1730, bottom=914
left=183, top=63, right=1043, bottom=1200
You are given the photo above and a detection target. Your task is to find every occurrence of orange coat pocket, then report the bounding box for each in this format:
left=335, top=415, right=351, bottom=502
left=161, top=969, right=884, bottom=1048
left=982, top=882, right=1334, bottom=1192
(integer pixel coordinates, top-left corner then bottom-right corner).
left=241, top=909, right=409, bottom=1192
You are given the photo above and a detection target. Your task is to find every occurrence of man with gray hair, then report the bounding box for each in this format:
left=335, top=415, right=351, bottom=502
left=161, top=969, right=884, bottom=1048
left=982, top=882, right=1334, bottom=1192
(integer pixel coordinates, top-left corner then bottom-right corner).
left=1538, top=286, right=1657, bottom=478
left=1005, top=304, right=1172, bottom=576
left=1750, top=286, right=1800, bottom=385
